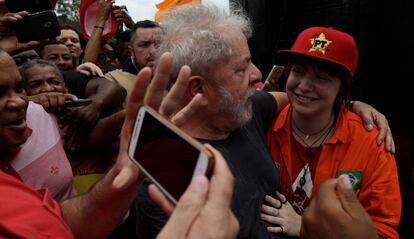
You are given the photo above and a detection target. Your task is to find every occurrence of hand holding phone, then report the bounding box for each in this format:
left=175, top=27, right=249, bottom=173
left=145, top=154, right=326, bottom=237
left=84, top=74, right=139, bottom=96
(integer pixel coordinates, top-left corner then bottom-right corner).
left=14, top=10, right=61, bottom=43
left=262, top=65, right=285, bottom=91
left=128, top=106, right=214, bottom=204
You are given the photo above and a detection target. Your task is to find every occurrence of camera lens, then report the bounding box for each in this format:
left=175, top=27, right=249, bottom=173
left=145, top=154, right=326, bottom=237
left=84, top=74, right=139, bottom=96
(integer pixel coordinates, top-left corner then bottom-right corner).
left=44, top=21, right=53, bottom=28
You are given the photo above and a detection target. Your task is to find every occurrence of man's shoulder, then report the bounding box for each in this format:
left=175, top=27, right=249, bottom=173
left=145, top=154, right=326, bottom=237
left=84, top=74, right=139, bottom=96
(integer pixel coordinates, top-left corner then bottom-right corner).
left=105, top=69, right=136, bottom=82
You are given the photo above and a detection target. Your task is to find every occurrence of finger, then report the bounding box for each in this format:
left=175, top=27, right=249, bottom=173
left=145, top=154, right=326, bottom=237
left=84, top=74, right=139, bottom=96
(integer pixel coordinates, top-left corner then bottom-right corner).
left=264, top=195, right=282, bottom=209
left=95, top=67, right=104, bottom=77
left=157, top=175, right=209, bottom=238
left=144, top=52, right=173, bottom=110
left=66, top=93, right=79, bottom=101
left=112, top=156, right=140, bottom=190
left=267, top=226, right=284, bottom=234
left=261, top=204, right=279, bottom=217
left=159, top=65, right=191, bottom=118
left=39, top=95, right=50, bottom=110
left=315, top=179, right=347, bottom=219
left=78, top=69, right=90, bottom=76
left=49, top=95, right=59, bottom=112
left=119, top=67, right=152, bottom=154
left=260, top=213, right=283, bottom=225
left=276, top=191, right=287, bottom=203
left=171, top=93, right=203, bottom=127
left=362, top=112, right=374, bottom=131
left=375, top=120, right=387, bottom=145
left=113, top=69, right=153, bottom=190
left=383, top=128, right=393, bottom=152
left=57, top=95, right=66, bottom=111
left=337, top=174, right=366, bottom=219
left=204, top=144, right=234, bottom=208
left=148, top=184, right=175, bottom=216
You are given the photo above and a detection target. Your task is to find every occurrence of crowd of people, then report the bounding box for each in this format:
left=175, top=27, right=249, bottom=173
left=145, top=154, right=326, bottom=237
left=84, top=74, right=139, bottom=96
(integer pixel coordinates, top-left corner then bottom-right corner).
left=0, top=1, right=401, bottom=238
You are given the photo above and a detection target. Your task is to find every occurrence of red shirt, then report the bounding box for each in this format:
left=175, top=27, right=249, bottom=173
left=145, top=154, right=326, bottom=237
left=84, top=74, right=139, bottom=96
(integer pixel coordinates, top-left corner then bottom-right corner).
left=0, top=170, right=74, bottom=238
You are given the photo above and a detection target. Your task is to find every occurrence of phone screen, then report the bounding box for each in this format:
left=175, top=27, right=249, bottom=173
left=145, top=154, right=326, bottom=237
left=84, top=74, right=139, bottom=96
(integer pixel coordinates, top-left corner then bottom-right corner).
left=130, top=108, right=206, bottom=202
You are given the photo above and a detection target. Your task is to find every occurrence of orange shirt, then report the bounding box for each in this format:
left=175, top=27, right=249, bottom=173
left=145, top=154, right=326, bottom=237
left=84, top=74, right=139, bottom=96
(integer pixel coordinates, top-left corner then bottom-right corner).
left=267, top=105, right=401, bottom=239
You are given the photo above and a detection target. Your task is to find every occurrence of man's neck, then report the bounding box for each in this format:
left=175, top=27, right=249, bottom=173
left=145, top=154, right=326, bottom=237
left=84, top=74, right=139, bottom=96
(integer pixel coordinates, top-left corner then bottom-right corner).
left=180, top=116, right=234, bottom=141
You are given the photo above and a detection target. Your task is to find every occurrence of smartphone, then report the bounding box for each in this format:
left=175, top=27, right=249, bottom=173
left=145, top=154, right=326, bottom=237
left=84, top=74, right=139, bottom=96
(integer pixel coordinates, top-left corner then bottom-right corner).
left=128, top=106, right=214, bottom=204
left=5, top=0, right=53, bottom=13
left=64, top=99, right=92, bottom=108
left=262, top=65, right=285, bottom=90
left=14, top=10, right=61, bottom=43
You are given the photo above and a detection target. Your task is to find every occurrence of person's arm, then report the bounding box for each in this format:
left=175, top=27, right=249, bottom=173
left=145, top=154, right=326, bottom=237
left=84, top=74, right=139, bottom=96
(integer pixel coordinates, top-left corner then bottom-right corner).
left=83, top=110, right=125, bottom=149
left=60, top=161, right=141, bottom=239
left=268, top=91, right=289, bottom=113
left=63, top=77, right=126, bottom=151
left=83, top=0, right=114, bottom=64
left=301, top=175, right=379, bottom=239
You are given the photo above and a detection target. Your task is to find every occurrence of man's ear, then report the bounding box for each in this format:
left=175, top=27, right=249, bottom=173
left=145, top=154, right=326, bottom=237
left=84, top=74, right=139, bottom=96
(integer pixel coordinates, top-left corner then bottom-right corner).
left=188, top=75, right=205, bottom=96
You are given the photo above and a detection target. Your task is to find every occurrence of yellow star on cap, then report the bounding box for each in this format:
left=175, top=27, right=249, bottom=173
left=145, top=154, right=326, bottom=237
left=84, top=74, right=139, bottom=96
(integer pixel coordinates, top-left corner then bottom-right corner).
left=309, top=33, right=332, bottom=54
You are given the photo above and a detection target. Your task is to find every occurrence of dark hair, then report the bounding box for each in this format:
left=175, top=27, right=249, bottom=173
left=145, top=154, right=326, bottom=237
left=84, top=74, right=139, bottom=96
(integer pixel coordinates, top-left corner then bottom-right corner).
left=59, top=25, right=87, bottom=50
left=130, top=20, right=161, bottom=43
left=35, top=40, right=67, bottom=57
left=285, top=55, right=352, bottom=114
left=115, top=29, right=132, bottom=42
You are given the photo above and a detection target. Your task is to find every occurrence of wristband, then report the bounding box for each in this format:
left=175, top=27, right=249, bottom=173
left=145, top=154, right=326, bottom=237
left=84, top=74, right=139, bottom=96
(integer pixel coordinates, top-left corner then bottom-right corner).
left=94, top=25, right=104, bottom=29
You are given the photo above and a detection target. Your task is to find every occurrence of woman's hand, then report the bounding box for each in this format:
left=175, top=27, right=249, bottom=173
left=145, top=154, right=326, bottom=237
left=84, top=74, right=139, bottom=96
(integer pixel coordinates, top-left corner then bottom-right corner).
left=261, top=191, right=302, bottom=237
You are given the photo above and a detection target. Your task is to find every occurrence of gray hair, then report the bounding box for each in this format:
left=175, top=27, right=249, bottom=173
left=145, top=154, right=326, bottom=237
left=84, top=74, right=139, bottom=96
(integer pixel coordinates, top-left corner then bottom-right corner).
left=156, top=4, right=252, bottom=83
left=19, top=59, right=63, bottom=83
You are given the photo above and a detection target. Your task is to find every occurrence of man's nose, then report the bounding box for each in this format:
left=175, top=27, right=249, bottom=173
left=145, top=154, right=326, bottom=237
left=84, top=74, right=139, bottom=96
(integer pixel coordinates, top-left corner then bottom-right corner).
left=249, top=63, right=262, bottom=84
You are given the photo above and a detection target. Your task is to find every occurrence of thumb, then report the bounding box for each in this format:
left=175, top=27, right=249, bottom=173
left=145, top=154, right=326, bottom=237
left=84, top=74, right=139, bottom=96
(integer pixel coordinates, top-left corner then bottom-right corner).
left=337, top=174, right=365, bottom=219
left=157, top=175, right=209, bottom=239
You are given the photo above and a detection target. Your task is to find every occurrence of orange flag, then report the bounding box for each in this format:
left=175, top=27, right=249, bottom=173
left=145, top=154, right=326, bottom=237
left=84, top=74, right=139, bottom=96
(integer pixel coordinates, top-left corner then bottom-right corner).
left=155, top=0, right=201, bottom=22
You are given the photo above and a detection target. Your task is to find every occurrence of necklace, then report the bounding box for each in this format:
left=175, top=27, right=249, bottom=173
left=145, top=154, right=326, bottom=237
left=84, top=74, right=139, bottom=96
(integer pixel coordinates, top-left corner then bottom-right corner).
left=292, top=114, right=334, bottom=157
left=292, top=122, right=335, bottom=188
left=292, top=115, right=333, bottom=140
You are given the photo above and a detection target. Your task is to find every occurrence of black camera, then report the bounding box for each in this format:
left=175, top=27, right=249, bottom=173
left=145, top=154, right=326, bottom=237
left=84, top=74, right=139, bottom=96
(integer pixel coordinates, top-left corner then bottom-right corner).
left=5, top=0, right=60, bottom=43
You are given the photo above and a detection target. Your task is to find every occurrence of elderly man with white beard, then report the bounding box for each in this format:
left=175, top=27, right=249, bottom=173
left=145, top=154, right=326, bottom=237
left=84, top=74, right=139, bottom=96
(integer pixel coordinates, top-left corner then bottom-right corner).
left=135, top=4, right=394, bottom=239
left=133, top=5, right=289, bottom=239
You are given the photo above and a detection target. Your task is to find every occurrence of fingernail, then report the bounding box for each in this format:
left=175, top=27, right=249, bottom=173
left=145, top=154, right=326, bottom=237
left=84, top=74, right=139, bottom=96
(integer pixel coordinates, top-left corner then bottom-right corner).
left=366, top=124, right=373, bottom=130
left=188, top=175, right=208, bottom=194
left=339, top=174, right=352, bottom=189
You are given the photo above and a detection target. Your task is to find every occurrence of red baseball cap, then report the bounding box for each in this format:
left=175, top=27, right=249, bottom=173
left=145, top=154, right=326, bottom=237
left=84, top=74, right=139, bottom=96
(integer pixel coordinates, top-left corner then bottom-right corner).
left=278, top=27, right=358, bottom=76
